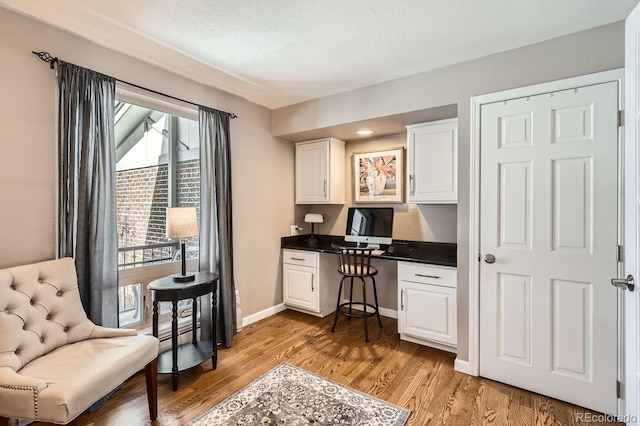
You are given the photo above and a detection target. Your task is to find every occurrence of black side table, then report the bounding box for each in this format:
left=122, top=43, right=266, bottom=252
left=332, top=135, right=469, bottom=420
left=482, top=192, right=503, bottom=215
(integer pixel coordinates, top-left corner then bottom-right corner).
left=148, top=272, right=219, bottom=391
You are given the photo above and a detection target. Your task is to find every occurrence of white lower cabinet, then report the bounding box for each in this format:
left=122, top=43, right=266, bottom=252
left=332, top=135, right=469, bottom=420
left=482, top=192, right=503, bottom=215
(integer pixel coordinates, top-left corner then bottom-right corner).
left=398, top=262, right=457, bottom=352
left=283, top=249, right=340, bottom=317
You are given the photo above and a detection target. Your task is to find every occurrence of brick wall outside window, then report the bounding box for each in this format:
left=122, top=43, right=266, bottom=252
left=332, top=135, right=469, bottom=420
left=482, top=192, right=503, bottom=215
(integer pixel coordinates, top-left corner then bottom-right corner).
left=116, top=159, right=200, bottom=267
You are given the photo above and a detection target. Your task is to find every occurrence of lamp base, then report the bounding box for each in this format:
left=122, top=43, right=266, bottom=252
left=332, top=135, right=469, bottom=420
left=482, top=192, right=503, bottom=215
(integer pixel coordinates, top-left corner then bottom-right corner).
left=171, top=272, right=195, bottom=282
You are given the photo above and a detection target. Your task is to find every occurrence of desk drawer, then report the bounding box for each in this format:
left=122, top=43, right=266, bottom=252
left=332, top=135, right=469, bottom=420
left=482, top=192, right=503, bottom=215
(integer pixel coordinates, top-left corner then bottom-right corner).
left=283, top=249, right=318, bottom=267
left=398, top=262, right=456, bottom=288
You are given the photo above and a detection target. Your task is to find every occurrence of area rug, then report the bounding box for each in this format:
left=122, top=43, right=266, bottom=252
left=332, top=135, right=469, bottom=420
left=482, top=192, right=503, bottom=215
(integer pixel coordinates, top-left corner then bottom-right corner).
left=188, top=362, right=411, bottom=425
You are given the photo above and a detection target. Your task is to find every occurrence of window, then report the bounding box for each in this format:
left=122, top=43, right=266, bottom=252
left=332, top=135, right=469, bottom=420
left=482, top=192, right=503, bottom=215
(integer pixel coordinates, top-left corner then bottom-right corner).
left=114, top=87, right=200, bottom=330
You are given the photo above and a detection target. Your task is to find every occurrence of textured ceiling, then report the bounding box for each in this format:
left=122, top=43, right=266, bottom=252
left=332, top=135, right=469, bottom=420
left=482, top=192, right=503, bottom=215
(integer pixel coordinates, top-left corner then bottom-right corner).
left=1, top=0, right=638, bottom=108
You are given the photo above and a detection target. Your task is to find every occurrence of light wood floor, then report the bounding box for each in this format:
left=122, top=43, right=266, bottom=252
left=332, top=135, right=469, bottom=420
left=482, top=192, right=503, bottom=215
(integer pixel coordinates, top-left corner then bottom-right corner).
left=66, top=310, right=616, bottom=425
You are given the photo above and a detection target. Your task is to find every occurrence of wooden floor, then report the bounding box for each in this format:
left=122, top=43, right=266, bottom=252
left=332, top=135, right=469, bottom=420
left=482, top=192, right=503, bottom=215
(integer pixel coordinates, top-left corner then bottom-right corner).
left=66, top=310, right=616, bottom=425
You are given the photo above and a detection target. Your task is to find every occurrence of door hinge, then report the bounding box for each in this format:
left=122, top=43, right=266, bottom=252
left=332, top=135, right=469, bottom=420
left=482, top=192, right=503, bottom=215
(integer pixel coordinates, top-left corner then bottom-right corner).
left=617, top=245, right=623, bottom=262
left=617, top=380, right=622, bottom=398
left=618, top=110, right=624, bottom=127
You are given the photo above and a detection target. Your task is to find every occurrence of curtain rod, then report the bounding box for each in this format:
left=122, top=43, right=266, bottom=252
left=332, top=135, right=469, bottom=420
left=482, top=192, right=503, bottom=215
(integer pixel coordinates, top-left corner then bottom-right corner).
left=32, top=51, right=237, bottom=119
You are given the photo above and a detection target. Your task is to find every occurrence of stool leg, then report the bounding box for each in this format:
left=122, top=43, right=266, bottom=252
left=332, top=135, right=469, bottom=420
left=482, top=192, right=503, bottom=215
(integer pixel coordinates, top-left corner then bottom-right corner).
left=371, top=276, right=383, bottom=328
left=348, top=277, right=354, bottom=320
left=332, top=276, right=346, bottom=333
left=361, top=277, right=369, bottom=342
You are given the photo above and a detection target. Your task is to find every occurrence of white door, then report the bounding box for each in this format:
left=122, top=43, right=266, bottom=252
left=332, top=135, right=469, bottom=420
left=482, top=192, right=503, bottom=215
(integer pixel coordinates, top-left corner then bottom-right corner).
left=479, top=82, right=620, bottom=414
left=624, top=3, right=640, bottom=423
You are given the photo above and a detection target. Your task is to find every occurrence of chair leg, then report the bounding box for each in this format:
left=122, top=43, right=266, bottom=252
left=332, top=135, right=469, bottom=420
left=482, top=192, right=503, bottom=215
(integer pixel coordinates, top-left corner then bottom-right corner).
left=371, top=276, right=383, bottom=328
left=361, top=277, right=369, bottom=342
left=145, top=358, right=158, bottom=421
left=348, top=277, right=354, bottom=319
left=0, top=417, right=9, bottom=426
left=332, top=277, right=346, bottom=332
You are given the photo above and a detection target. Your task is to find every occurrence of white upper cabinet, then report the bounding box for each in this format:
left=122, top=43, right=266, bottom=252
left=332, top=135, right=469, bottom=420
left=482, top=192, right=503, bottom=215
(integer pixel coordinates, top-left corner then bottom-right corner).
left=406, top=119, right=458, bottom=203
left=295, top=138, right=345, bottom=204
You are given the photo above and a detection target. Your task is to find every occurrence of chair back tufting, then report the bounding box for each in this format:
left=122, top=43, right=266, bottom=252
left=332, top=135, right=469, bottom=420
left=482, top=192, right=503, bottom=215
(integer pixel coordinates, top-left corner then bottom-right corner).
left=0, top=258, right=97, bottom=372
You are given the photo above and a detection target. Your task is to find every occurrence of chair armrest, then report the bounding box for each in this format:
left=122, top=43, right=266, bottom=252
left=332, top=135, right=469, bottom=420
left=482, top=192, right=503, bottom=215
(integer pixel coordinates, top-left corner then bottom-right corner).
left=89, top=326, right=138, bottom=339
left=0, top=367, right=47, bottom=421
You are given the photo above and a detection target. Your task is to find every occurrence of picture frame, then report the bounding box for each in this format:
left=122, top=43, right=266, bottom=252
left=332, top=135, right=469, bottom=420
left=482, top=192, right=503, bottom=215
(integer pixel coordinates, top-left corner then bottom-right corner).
left=353, top=147, right=404, bottom=203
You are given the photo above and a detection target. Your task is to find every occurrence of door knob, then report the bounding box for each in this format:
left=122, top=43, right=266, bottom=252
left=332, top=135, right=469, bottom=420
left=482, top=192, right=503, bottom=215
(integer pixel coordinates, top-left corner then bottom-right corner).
left=484, top=254, right=496, bottom=264
left=611, top=275, right=635, bottom=292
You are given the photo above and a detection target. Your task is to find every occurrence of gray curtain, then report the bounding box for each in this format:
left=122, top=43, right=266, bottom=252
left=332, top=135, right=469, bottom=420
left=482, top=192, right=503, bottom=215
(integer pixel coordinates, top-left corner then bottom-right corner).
left=199, top=106, right=237, bottom=347
left=57, top=61, right=118, bottom=328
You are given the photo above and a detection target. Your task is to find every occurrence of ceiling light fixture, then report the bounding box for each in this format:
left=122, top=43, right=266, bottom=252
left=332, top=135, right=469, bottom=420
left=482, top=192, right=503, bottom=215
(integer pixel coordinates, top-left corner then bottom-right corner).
left=356, top=129, right=375, bottom=136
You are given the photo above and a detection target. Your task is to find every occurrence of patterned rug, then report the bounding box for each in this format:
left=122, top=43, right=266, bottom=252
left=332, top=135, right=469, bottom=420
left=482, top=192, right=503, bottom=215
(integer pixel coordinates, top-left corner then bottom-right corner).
left=188, top=363, right=411, bottom=425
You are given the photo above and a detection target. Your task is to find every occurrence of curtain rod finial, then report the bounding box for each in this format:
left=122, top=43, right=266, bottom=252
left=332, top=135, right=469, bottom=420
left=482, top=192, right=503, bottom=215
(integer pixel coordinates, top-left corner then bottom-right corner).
left=32, top=51, right=58, bottom=69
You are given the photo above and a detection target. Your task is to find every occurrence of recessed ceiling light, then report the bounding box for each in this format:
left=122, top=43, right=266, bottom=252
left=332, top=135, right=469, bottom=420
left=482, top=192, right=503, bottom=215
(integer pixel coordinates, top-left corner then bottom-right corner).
left=356, top=129, right=375, bottom=135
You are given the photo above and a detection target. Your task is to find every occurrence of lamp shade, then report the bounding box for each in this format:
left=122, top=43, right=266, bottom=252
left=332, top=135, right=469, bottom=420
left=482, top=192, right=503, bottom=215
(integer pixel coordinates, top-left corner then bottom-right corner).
left=166, top=207, right=198, bottom=239
left=304, top=213, right=324, bottom=223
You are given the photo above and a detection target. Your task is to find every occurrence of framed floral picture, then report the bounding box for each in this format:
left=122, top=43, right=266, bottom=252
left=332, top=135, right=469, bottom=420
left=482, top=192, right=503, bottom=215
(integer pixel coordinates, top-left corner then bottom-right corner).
left=353, top=148, right=404, bottom=203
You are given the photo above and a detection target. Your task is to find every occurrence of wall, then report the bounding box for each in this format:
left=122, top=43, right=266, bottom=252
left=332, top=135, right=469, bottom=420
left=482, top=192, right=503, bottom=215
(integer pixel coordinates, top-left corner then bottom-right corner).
left=294, top=133, right=457, bottom=311
left=295, top=133, right=458, bottom=242
left=0, top=8, right=294, bottom=319
left=273, top=22, right=625, bottom=361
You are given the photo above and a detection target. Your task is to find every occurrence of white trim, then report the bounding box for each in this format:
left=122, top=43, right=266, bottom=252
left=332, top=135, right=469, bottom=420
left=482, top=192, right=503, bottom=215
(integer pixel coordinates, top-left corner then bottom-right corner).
left=379, top=306, right=398, bottom=319
left=116, top=82, right=198, bottom=120
left=454, top=358, right=471, bottom=374
left=467, top=68, right=625, bottom=377
left=239, top=303, right=397, bottom=330
left=242, top=303, right=287, bottom=328
left=340, top=298, right=398, bottom=319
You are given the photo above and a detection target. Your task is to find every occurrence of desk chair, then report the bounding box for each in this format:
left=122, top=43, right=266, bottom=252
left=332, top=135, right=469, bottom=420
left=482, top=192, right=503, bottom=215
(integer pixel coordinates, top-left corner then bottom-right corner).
left=331, top=245, right=383, bottom=342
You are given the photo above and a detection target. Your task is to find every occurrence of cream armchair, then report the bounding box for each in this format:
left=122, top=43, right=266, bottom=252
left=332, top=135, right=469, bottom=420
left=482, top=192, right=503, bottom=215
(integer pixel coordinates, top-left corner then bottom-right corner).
left=0, top=258, right=159, bottom=425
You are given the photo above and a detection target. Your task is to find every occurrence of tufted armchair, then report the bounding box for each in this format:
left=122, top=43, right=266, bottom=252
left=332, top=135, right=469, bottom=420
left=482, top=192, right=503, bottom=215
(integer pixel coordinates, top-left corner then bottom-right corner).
left=0, top=258, right=159, bottom=425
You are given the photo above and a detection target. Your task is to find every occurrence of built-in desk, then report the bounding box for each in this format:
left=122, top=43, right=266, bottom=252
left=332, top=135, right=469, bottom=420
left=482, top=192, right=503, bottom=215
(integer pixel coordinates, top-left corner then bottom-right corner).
left=281, top=234, right=457, bottom=267
left=281, top=235, right=458, bottom=351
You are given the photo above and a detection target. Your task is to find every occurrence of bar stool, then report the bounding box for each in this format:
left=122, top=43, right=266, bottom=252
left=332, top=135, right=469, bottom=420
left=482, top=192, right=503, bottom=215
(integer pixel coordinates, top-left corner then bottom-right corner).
left=331, top=244, right=383, bottom=342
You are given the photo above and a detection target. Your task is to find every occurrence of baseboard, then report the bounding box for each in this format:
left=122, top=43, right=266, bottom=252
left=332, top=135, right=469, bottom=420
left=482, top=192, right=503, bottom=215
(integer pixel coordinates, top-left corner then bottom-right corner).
left=340, top=298, right=398, bottom=319
left=239, top=302, right=397, bottom=330
left=378, top=306, right=398, bottom=319
left=242, top=303, right=287, bottom=328
left=454, top=357, right=473, bottom=375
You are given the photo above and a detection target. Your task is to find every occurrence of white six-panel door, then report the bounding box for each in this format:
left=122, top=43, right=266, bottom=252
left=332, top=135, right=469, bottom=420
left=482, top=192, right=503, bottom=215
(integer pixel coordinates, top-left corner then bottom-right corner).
left=625, top=3, right=640, bottom=423
left=479, top=82, right=619, bottom=414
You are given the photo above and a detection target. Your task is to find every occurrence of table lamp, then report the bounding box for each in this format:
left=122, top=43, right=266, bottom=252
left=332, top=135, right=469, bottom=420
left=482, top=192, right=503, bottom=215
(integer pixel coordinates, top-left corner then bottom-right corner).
left=304, top=213, right=323, bottom=247
left=166, top=207, right=198, bottom=282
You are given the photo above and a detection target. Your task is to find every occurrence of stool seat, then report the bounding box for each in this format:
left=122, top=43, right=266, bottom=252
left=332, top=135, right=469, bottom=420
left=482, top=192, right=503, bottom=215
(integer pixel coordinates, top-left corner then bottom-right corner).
left=339, top=264, right=378, bottom=276
left=331, top=244, right=383, bottom=342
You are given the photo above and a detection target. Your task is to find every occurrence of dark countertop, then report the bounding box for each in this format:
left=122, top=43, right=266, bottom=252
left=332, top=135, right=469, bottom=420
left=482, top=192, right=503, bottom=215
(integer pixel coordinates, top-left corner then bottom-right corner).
left=281, top=234, right=457, bottom=267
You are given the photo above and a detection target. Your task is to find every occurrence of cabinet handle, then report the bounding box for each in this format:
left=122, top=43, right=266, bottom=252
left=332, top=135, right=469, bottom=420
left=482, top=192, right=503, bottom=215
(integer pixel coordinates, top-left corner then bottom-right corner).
left=415, top=273, right=441, bottom=279
left=291, top=258, right=306, bottom=261
left=409, top=174, right=415, bottom=195
left=323, top=179, right=327, bottom=197
left=401, top=289, right=404, bottom=311
left=311, top=274, right=315, bottom=291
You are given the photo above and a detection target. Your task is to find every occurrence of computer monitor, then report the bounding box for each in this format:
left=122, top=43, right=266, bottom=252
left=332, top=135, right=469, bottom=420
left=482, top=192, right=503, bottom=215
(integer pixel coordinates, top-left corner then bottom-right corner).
left=344, top=207, right=394, bottom=247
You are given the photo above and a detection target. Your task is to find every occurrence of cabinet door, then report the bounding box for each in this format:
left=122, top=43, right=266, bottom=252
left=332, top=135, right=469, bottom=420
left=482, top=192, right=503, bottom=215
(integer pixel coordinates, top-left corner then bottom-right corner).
left=283, top=263, right=318, bottom=311
left=399, top=282, right=457, bottom=346
left=407, top=119, right=458, bottom=203
left=296, top=141, right=328, bottom=203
